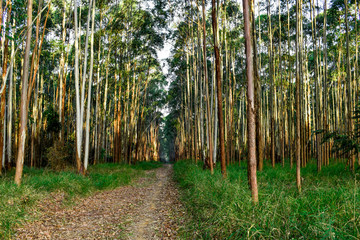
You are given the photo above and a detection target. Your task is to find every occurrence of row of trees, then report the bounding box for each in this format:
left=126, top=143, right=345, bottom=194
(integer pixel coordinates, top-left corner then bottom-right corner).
left=0, top=0, right=167, bottom=184
left=165, top=0, right=359, bottom=202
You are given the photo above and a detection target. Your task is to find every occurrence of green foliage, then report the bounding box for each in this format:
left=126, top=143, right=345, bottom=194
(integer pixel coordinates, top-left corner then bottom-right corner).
left=320, top=101, right=360, bottom=156
left=174, top=160, right=360, bottom=239
left=0, top=162, right=161, bottom=239
left=43, top=105, right=61, bottom=134
left=130, top=161, right=163, bottom=170
left=45, top=141, right=73, bottom=170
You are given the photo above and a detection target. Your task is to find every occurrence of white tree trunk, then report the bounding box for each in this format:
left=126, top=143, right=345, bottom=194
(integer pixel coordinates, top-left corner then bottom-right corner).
left=7, top=19, right=15, bottom=165
left=74, top=0, right=82, bottom=169
left=84, top=0, right=96, bottom=170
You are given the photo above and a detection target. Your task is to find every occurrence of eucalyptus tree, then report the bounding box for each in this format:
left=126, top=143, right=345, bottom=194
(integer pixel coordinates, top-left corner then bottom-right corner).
left=243, top=0, right=259, bottom=203
left=202, top=0, right=214, bottom=173
left=106, top=0, right=166, bottom=164
left=211, top=0, right=226, bottom=178
left=0, top=2, right=12, bottom=171
left=295, top=0, right=301, bottom=192
left=1, top=0, right=360, bottom=191
left=14, top=0, right=33, bottom=185
left=84, top=0, right=96, bottom=171
left=0, top=0, right=166, bottom=180
left=344, top=0, right=354, bottom=171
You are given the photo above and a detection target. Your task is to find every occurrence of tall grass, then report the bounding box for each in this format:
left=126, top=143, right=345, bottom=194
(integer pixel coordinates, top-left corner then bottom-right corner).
left=174, top=160, right=360, bottom=239
left=0, top=161, right=162, bottom=239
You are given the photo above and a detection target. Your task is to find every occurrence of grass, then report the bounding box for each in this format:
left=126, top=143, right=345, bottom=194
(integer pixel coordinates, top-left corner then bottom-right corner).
left=0, top=161, right=162, bottom=239
left=174, top=160, right=360, bottom=239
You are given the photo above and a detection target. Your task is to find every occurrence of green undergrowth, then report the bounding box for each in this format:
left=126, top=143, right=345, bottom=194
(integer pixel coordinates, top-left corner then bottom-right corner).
left=174, top=160, right=360, bottom=239
left=0, top=161, right=162, bottom=239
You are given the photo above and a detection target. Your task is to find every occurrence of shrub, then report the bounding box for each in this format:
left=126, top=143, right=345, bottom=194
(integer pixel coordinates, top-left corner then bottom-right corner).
left=45, top=141, right=73, bottom=171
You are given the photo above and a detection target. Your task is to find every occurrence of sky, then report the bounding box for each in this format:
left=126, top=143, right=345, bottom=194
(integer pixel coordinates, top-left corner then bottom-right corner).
left=157, top=41, right=172, bottom=76
left=157, top=40, right=172, bottom=116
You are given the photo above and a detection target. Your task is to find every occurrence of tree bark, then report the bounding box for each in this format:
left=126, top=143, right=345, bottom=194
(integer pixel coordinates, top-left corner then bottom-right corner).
left=243, top=0, right=259, bottom=203
left=84, top=0, right=96, bottom=171
left=268, top=0, right=275, bottom=168
left=202, top=0, right=214, bottom=173
left=211, top=0, right=226, bottom=177
left=15, top=0, right=33, bottom=185
left=295, top=0, right=302, bottom=192
left=0, top=4, right=11, bottom=171
left=251, top=0, right=263, bottom=171
left=59, top=1, right=67, bottom=142
left=7, top=17, right=15, bottom=168
left=74, top=0, right=83, bottom=173
left=344, top=0, right=354, bottom=171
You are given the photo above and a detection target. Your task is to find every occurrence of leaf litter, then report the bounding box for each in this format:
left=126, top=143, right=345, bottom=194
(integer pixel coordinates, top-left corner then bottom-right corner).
left=15, top=165, right=185, bottom=240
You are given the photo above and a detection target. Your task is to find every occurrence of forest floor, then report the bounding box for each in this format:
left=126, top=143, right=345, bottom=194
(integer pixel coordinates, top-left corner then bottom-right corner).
left=15, top=164, right=186, bottom=239
left=174, top=160, right=360, bottom=239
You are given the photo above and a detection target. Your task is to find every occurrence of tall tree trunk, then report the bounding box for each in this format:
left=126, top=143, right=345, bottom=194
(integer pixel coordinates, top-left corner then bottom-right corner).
left=14, top=0, right=33, bottom=185
left=212, top=55, right=218, bottom=164
left=94, top=11, right=103, bottom=165
left=278, top=0, right=285, bottom=167
left=74, top=0, right=83, bottom=173
left=355, top=0, right=360, bottom=164
left=0, top=5, right=11, bottom=171
left=84, top=0, right=96, bottom=171
left=243, top=0, right=259, bottom=203
left=252, top=0, right=263, bottom=171
left=344, top=0, right=354, bottom=171
left=29, top=0, right=44, bottom=168
left=268, top=0, right=275, bottom=168
left=295, top=0, right=302, bottom=192
left=202, top=0, right=214, bottom=173
left=59, top=1, right=67, bottom=142
left=7, top=17, right=15, bottom=168
left=211, top=0, right=226, bottom=177
left=310, top=0, right=322, bottom=172
left=287, top=0, right=293, bottom=168
left=102, top=50, right=110, bottom=153
left=323, top=0, right=329, bottom=167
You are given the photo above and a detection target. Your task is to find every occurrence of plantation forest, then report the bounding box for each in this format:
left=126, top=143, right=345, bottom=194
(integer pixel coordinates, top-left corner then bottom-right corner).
left=0, top=0, right=360, bottom=239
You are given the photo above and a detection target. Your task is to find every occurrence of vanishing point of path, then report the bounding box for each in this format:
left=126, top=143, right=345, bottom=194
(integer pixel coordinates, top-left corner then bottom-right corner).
left=15, top=165, right=186, bottom=239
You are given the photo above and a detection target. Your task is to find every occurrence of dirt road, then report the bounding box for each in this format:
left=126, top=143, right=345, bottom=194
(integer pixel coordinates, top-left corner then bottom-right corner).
left=15, top=165, right=185, bottom=239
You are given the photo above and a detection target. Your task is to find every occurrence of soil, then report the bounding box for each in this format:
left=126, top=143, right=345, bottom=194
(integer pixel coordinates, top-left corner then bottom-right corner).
left=15, top=164, right=185, bottom=240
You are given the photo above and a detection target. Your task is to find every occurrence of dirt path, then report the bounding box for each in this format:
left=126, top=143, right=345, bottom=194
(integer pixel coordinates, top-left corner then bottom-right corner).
left=15, top=165, right=185, bottom=239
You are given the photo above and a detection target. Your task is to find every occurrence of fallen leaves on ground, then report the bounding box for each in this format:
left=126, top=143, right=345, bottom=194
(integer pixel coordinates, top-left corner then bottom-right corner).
left=15, top=165, right=185, bottom=240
